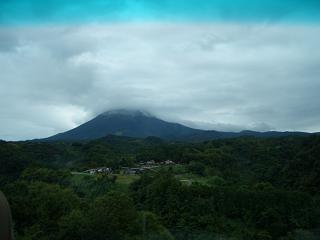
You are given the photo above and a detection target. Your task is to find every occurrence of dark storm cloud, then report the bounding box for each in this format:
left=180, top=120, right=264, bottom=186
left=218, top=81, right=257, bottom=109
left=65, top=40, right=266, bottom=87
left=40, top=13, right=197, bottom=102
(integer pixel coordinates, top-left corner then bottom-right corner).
left=0, top=23, right=320, bottom=140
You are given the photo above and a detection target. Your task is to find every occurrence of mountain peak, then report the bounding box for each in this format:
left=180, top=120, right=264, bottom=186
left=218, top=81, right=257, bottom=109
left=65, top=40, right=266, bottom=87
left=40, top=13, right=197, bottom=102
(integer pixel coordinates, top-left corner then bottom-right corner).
left=101, top=109, right=153, bottom=118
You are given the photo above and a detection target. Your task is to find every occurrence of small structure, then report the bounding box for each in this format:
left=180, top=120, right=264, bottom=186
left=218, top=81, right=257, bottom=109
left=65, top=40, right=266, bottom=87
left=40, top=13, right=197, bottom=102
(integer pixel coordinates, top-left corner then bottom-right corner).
left=164, top=160, right=175, bottom=165
left=139, top=160, right=175, bottom=167
left=84, top=167, right=112, bottom=175
left=144, top=160, right=155, bottom=165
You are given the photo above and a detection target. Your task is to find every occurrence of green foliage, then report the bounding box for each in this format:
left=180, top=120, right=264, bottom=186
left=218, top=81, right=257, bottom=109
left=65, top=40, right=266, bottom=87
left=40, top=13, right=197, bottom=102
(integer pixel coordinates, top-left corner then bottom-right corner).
left=1, top=135, right=320, bottom=239
left=187, top=161, right=205, bottom=176
left=0, top=142, right=30, bottom=183
left=58, top=191, right=171, bottom=240
left=58, top=209, right=88, bottom=240
left=87, top=192, right=139, bottom=240
left=70, top=174, right=117, bottom=198
left=139, top=211, right=175, bottom=240
left=21, top=167, right=71, bottom=186
left=4, top=181, right=80, bottom=239
left=130, top=170, right=319, bottom=240
left=206, top=176, right=226, bottom=187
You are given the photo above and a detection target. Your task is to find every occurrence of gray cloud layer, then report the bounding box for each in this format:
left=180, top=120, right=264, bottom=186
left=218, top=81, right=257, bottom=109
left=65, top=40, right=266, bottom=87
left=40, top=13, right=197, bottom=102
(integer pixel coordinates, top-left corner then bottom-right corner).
left=0, top=23, right=320, bottom=140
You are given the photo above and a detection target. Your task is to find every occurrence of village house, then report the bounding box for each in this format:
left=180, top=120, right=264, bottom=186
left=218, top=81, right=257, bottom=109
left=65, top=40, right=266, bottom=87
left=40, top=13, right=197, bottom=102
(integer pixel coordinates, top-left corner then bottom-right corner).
left=83, top=167, right=112, bottom=175
left=163, top=160, right=175, bottom=165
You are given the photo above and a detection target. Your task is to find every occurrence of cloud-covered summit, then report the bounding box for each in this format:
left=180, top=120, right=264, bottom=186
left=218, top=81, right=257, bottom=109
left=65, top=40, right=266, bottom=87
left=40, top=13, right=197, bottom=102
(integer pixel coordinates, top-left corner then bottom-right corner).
left=0, top=1, right=320, bottom=140
left=1, top=23, right=320, bottom=140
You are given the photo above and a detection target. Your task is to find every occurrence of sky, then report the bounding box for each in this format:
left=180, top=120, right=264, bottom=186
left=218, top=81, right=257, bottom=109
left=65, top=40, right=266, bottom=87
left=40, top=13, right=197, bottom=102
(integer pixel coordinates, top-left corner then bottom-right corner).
left=0, top=0, right=320, bottom=140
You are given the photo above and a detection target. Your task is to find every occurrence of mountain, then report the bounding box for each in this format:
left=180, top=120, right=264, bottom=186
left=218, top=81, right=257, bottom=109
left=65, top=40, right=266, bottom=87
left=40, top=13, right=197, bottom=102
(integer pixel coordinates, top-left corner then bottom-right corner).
left=45, top=110, right=199, bottom=141
left=43, top=109, right=314, bottom=142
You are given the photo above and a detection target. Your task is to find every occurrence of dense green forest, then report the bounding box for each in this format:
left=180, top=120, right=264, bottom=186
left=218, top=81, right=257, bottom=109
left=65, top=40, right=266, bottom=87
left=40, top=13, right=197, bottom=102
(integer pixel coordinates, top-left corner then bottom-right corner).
left=1, top=135, right=320, bottom=239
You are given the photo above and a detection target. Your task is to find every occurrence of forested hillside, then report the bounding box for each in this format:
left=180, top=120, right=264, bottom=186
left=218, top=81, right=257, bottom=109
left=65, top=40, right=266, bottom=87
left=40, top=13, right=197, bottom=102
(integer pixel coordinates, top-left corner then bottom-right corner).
left=0, top=135, right=319, bottom=239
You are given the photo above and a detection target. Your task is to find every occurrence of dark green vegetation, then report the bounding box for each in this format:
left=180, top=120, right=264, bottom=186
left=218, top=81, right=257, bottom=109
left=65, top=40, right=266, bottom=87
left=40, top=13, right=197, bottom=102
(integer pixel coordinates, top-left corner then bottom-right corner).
left=1, top=135, right=320, bottom=239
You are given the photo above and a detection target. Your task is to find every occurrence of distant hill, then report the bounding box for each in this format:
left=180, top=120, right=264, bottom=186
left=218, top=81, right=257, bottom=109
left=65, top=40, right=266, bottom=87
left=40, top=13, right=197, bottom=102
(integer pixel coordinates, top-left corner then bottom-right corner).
left=43, top=109, right=315, bottom=142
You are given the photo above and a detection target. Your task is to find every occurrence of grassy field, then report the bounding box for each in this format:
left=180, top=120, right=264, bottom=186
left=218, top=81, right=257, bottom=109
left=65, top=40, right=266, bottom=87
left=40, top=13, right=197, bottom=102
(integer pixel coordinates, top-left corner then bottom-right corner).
left=161, top=164, right=210, bottom=185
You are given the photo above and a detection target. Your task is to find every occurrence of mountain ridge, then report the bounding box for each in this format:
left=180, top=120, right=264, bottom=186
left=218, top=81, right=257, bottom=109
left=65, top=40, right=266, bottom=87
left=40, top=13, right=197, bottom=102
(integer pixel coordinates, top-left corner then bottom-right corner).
left=42, top=109, right=317, bottom=142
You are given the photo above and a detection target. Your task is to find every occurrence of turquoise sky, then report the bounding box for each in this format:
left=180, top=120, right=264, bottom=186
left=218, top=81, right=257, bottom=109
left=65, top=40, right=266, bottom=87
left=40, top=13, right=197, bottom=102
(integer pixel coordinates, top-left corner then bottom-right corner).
left=1, top=0, right=320, bottom=25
